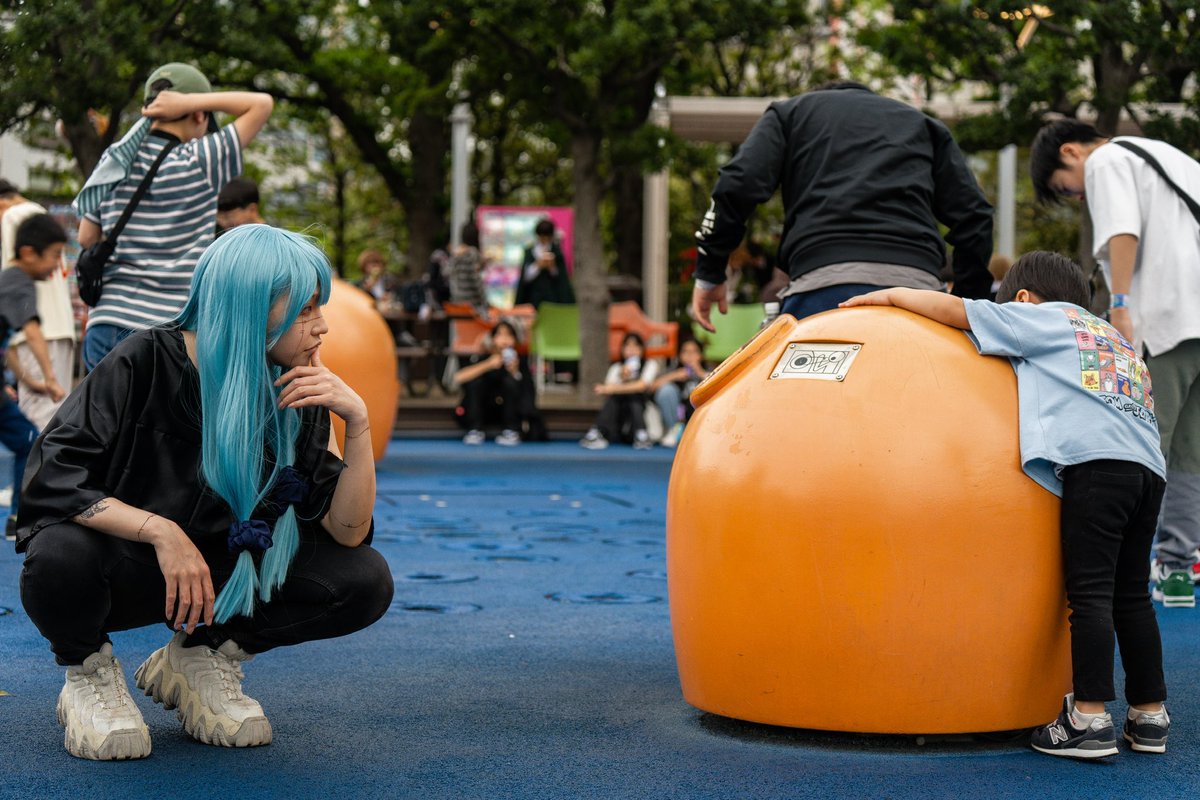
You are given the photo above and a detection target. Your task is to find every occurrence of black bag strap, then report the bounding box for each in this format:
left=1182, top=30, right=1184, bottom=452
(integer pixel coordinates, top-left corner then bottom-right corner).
left=104, top=139, right=177, bottom=244
left=1113, top=140, right=1200, bottom=226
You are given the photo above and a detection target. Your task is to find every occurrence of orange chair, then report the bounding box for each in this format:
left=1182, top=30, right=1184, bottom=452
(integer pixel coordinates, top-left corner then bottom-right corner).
left=667, top=308, right=1070, bottom=734
left=607, top=301, right=679, bottom=361
left=444, top=303, right=493, bottom=357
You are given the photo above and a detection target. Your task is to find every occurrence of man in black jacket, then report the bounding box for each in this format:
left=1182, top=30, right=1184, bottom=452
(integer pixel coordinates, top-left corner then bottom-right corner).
left=692, top=83, right=994, bottom=331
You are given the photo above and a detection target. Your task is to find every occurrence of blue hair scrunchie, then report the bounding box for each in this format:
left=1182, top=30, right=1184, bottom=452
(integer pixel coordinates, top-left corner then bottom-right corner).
left=228, top=519, right=273, bottom=555
left=271, top=466, right=311, bottom=507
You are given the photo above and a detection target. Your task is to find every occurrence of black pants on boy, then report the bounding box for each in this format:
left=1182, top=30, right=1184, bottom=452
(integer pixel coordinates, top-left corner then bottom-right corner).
left=1060, top=459, right=1167, bottom=704
left=595, top=394, right=646, bottom=443
left=462, top=369, right=521, bottom=431
left=20, top=521, right=394, bottom=666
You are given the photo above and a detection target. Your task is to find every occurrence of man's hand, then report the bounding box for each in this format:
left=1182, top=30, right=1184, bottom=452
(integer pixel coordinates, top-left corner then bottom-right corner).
left=37, top=377, right=66, bottom=402
left=690, top=282, right=728, bottom=333
left=1110, top=307, right=1135, bottom=343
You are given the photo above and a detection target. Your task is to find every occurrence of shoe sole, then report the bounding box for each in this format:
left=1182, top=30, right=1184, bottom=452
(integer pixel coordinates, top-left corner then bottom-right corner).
left=1123, top=732, right=1167, bottom=753
left=1031, top=742, right=1118, bottom=759
left=134, top=647, right=272, bottom=748
left=56, top=692, right=151, bottom=760
left=1151, top=587, right=1196, bottom=607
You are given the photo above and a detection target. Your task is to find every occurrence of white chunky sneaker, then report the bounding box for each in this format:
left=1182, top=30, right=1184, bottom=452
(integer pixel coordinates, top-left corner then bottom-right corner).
left=134, top=632, right=272, bottom=748
left=56, top=643, right=151, bottom=760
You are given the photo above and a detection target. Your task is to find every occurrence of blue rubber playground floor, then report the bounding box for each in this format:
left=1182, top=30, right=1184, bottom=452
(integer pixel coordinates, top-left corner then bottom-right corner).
left=2, top=438, right=1200, bottom=799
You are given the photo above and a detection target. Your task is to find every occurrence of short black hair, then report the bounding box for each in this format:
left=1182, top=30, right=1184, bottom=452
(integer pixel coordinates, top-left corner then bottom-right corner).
left=0, top=179, right=20, bottom=198
left=14, top=213, right=67, bottom=256
left=534, top=218, right=555, bottom=238
left=996, top=251, right=1090, bottom=308
left=218, top=177, right=260, bottom=211
left=460, top=220, right=479, bottom=249
left=621, top=331, right=645, bottom=351
left=1029, top=119, right=1104, bottom=205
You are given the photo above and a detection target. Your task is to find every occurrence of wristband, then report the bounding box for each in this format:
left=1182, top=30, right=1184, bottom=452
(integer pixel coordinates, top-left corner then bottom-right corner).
left=1110, top=293, right=1130, bottom=310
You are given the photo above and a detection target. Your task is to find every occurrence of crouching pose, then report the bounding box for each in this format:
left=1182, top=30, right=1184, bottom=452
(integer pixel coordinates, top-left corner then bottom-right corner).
left=16, top=225, right=394, bottom=760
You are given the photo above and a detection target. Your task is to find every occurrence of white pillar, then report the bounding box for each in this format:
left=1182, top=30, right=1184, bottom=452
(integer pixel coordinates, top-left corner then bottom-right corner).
left=450, top=103, right=472, bottom=247
left=997, top=143, right=1017, bottom=259
left=642, top=102, right=671, bottom=322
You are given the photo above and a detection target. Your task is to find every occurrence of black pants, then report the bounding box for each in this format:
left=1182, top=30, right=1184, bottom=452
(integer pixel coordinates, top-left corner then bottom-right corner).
left=1060, top=460, right=1167, bottom=704
left=20, top=521, right=394, bottom=666
left=462, top=369, right=521, bottom=431
left=595, top=394, right=645, bottom=443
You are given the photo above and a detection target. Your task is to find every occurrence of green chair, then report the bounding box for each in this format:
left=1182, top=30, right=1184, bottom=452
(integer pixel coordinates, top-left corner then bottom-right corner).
left=530, top=302, right=581, bottom=393
left=692, top=304, right=765, bottom=363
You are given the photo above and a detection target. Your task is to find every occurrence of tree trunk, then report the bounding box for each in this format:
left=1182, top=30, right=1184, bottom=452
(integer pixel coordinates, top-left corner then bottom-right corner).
left=612, top=161, right=644, bottom=279
left=404, top=109, right=448, bottom=277
left=1091, top=43, right=1137, bottom=136
left=62, top=116, right=109, bottom=179
left=571, top=130, right=611, bottom=396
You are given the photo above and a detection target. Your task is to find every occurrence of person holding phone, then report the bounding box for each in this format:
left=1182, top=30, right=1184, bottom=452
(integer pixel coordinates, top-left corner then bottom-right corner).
left=515, top=218, right=574, bottom=309
left=453, top=320, right=543, bottom=446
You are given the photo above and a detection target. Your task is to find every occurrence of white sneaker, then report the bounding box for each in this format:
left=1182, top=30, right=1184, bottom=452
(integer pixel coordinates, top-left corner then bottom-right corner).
left=633, top=430, right=653, bottom=450
left=135, top=631, right=272, bottom=748
left=462, top=429, right=485, bottom=446
left=495, top=429, right=521, bottom=446
left=660, top=422, right=684, bottom=448
left=57, top=643, right=151, bottom=760
left=579, top=428, right=609, bottom=450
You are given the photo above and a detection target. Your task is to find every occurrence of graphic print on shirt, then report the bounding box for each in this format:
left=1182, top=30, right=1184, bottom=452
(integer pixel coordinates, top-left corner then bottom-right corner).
left=1065, top=307, right=1154, bottom=417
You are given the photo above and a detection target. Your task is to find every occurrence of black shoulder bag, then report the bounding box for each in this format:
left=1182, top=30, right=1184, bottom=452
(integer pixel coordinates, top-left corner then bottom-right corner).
left=75, top=140, right=177, bottom=307
left=1112, top=140, right=1200, bottom=228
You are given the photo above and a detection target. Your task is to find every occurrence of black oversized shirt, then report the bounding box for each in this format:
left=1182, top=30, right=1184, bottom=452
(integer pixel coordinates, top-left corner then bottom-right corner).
left=16, top=328, right=347, bottom=556
left=695, top=84, right=994, bottom=298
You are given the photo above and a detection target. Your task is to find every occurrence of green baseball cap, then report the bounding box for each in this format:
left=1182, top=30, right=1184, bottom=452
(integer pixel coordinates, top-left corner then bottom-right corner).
left=144, top=63, right=212, bottom=100
left=144, top=63, right=218, bottom=132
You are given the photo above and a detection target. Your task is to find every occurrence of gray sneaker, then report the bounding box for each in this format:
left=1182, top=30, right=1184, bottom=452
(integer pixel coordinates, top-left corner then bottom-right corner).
left=579, top=428, right=609, bottom=450
left=1124, top=706, right=1169, bottom=753
left=135, top=632, right=271, bottom=748
left=495, top=429, right=521, bottom=446
left=462, top=429, right=485, bottom=446
left=57, top=643, right=151, bottom=760
left=1030, top=693, right=1118, bottom=759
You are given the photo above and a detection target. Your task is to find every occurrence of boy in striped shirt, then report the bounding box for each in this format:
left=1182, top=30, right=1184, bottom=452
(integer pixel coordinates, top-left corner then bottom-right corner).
left=76, top=63, right=272, bottom=369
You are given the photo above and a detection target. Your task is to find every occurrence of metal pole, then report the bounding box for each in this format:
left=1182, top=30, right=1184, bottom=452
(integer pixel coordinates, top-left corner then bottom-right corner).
left=998, top=143, right=1017, bottom=258
left=450, top=102, right=472, bottom=247
left=642, top=99, right=671, bottom=322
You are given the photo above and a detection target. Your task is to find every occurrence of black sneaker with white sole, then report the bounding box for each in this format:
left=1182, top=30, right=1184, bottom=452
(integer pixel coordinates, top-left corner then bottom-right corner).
left=1030, top=694, right=1118, bottom=759
left=1123, top=706, right=1169, bottom=753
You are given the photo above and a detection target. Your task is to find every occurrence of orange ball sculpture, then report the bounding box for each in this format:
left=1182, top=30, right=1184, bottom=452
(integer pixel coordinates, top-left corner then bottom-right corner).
left=667, top=308, right=1071, bottom=734
left=318, top=279, right=399, bottom=461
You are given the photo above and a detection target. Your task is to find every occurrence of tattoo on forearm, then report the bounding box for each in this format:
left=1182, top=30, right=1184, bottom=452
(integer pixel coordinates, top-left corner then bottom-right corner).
left=77, top=500, right=109, bottom=521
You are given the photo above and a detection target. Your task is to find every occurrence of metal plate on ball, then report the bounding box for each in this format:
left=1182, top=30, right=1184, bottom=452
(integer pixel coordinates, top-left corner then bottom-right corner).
left=770, top=343, right=862, bottom=382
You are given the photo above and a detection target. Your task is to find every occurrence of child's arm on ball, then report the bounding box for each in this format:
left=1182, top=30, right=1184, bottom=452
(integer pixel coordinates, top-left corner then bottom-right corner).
left=840, top=288, right=970, bottom=330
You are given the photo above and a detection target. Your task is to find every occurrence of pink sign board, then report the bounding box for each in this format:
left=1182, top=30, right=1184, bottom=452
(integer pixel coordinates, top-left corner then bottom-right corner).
left=477, top=205, right=574, bottom=308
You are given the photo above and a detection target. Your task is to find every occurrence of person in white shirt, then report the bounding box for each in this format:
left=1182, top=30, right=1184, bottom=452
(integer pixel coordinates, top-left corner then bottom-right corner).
left=0, top=184, right=75, bottom=429
left=1031, top=118, right=1200, bottom=607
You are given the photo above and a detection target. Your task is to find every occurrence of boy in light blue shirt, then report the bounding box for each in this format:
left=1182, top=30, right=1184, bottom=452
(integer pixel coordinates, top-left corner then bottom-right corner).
left=842, top=251, right=1170, bottom=760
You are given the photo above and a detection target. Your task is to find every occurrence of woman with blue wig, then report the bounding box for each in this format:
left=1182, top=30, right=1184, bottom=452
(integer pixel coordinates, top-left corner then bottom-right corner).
left=16, top=225, right=393, bottom=761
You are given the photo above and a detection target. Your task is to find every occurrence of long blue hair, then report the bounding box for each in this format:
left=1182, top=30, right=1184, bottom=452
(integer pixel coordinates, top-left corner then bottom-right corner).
left=173, top=224, right=332, bottom=622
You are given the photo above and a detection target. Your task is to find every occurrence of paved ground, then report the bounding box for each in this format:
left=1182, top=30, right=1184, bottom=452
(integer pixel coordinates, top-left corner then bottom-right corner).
left=2, top=439, right=1198, bottom=799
